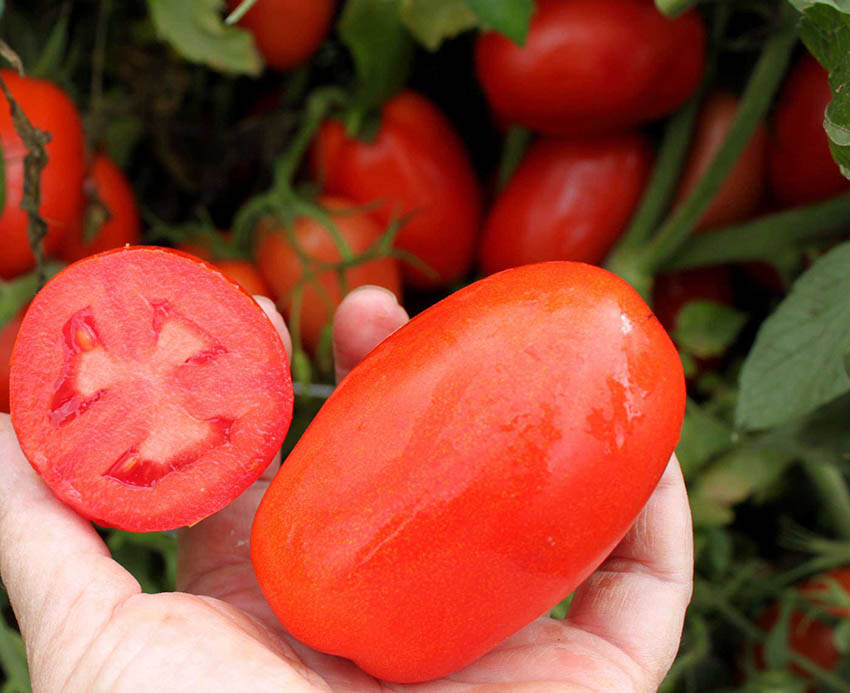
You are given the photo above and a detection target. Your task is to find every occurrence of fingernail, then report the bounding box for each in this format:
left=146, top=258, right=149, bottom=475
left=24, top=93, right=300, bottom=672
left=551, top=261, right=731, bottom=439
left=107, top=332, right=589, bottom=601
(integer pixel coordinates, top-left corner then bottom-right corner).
left=349, top=285, right=400, bottom=305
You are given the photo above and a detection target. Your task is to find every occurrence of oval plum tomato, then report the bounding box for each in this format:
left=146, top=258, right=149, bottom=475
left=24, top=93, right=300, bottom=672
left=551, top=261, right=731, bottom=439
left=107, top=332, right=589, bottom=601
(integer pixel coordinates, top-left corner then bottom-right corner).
left=652, top=266, right=735, bottom=334
left=1, top=313, right=23, bottom=413
left=674, top=92, right=767, bottom=231
left=251, top=261, right=686, bottom=682
left=0, top=70, right=86, bottom=279
left=474, top=0, right=706, bottom=136
left=227, top=0, right=335, bottom=71
left=9, top=247, right=293, bottom=532
left=59, top=154, right=141, bottom=262
left=216, top=260, right=274, bottom=298
left=255, top=196, right=401, bottom=353
left=768, top=52, right=850, bottom=207
left=755, top=568, right=850, bottom=681
left=478, top=134, right=652, bottom=275
left=311, top=91, right=482, bottom=287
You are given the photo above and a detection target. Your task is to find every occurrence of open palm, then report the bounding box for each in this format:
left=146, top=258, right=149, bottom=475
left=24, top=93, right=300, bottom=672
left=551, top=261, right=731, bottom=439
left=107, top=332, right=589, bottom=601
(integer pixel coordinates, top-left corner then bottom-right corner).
left=0, top=289, right=692, bottom=693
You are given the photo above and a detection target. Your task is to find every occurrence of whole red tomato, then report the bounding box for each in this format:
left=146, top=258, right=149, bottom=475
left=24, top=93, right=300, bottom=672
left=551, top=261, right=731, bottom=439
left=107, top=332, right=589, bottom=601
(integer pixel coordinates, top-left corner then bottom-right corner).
left=59, top=154, right=141, bottom=262
left=255, top=196, right=402, bottom=352
left=0, top=70, right=86, bottom=279
left=252, top=262, right=685, bottom=682
left=227, top=0, right=335, bottom=71
left=478, top=134, right=652, bottom=274
left=675, top=92, right=767, bottom=231
left=1, top=313, right=24, bottom=413
left=768, top=53, right=850, bottom=207
left=756, top=568, right=850, bottom=684
left=311, top=91, right=482, bottom=287
left=475, top=0, right=706, bottom=136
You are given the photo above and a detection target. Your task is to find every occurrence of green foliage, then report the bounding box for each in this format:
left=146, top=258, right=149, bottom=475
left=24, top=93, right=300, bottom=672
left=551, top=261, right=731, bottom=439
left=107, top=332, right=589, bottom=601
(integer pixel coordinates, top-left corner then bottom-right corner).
left=674, top=300, right=747, bottom=360
left=146, top=0, right=262, bottom=76
left=737, top=241, right=850, bottom=431
left=464, top=0, right=534, bottom=46
left=798, top=4, right=850, bottom=180
left=655, top=0, right=699, bottom=17
left=397, top=0, right=478, bottom=51
left=677, top=399, right=735, bottom=478
left=339, top=0, right=414, bottom=115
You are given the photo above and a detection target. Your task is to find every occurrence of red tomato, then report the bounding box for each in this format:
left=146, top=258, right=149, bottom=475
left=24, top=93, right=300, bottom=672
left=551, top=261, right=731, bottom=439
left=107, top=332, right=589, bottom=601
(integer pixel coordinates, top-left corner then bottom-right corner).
left=674, top=92, right=767, bottom=231
left=478, top=134, right=652, bottom=274
left=474, top=0, right=706, bottom=136
left=768, top=53, right=850, bottom=207
left=652, top=266, right=735, bottom=334
left=252, top=261, right=686, bottom=682
left=59, top=154, right=141, bottom=262
left=255, top=196, right=402, bottom=352
left=9, top=247, right=293, bottom=531
left=0, top=70, right=86, bottom=279
left=311, top=91, right=483, bottom=287
left=228, top=0, right=335, bottom=71
left=1, top=313, right=23, bottom=413
left=756, top=568, right=850, bottom=682
left=215, top=260, right=274, bottom=298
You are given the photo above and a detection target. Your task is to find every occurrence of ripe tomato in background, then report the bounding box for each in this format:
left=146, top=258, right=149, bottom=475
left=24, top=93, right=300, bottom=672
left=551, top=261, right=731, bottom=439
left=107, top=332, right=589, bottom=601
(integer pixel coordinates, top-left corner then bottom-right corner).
left=255, top=196, right=402, bottom=352
left=0, top=313, right=24, bottom=413
left=755, top=568, right=850, bottom=681
left=0, top=70, right=86, bottom=279
left=227, top=0, right=336, bottom=71
left=675, top=92, right=767, bottom=231
left=474, top=0, right=706, bottom=136
left=652, top=266, right=735, bottom=335
left=478, top=134, right=652, bottom=275
left=252, top=261, right=686, bottom=683
left=9, top=247, right=293, bottom=531
left=311, top=91, right=482, bottom=288
left=59, top=154, right=141, bottom=262
left=768, top=52, right=850, bottom=207
left=215, top=260, right=274, bottom=298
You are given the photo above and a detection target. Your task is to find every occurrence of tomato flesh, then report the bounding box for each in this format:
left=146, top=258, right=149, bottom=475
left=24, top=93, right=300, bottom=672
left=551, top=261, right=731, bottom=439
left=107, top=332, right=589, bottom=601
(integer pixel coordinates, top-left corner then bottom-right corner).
left=10, top=247, right=293, bottom=531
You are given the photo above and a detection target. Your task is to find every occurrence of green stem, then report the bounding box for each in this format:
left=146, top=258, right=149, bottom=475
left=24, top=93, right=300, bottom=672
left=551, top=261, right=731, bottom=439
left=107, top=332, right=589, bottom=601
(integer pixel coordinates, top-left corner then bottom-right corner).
left=800, top=459, right=850, bottom=541
left=636, top=3, right=798, bottom=275
left=88, top=0, right=112, bottom=151
left=655, top=0, right=698, bottom=17
left=496, top=126, right=532, bottom=191
left=664, top=192, right=850, bottom=270
left=224, top=0, right=259, bottom=24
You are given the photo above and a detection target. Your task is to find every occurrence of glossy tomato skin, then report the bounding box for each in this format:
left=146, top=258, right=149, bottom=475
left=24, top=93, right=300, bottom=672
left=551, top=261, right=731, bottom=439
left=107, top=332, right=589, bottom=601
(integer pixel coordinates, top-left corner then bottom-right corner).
left=255, top=196, right=401, bottom=352
left=768, top=53, right=850, bottom=207
left=478, top=134, right=652, bottom=274
left=1, top=313, right=24, bottom=413
left=10, top=247, right=293, bottom=532
left=675, top=92, right=767, bottom=231
left=252, top=262, right=686, bottom=682
left=311, top=91, right=482, bottom=287
left=475, top=0, right=706, bottom=136
left=59, top=154, right=141, bottom=262
left=0, top=70, right=86, bottom=279
left=228, top=0, right=335, bottom=71
left=756, top=568, right=850, bottom=681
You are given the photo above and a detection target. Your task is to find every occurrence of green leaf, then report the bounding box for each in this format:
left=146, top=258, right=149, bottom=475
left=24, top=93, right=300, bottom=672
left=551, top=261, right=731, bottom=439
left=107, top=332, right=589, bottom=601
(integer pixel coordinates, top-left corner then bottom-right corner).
left=398, top=0, right=478, bottom=51
left=798, top=4, right=850, bottom=179
left=0, top=262, right=62, bottom=328
left=737, top=241, right=850, bottom=430
left=29, top=7, right=69, bottom=79
left=790, top=0, right=850, bottom=11
left=674, top=300, right=747, bottom=359
left=464, top=0, right=533, bottom=45
left=655, top=0, right=699, bottom=16
left=146, top=0, right=262, bottom=76
left=340, top=0, right=414, bottom=109
left=836, top=619, right=850, bottom=654
left=677, top=399, right=735, bottom=478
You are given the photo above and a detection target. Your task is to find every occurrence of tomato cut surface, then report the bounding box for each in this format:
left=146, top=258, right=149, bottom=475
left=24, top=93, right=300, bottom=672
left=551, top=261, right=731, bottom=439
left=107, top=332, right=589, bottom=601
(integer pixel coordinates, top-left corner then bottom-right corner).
left=10, top=247, right=293, bottom=532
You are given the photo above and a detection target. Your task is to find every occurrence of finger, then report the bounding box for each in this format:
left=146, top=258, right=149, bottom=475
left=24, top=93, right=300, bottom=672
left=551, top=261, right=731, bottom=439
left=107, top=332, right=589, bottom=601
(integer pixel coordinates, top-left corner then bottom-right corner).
left=255, top=294, right=292, bottom=361
left=333, top=285, right=409, bottom=382
left=563, top=455, right=693, bottom=688
left=178, top=297, right=291, bottom=621
left=0, top=416, right=139, bottom=668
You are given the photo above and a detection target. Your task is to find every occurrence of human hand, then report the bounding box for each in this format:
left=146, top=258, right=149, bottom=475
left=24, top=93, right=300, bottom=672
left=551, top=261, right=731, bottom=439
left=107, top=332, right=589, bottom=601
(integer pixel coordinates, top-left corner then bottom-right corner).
left=0, top=287, right=692, bottom=692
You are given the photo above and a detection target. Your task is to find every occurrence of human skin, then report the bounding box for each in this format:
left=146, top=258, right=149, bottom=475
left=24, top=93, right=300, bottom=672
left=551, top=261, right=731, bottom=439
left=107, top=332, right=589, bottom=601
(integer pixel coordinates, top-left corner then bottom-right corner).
left=0, top=288, right=693, bottom=693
